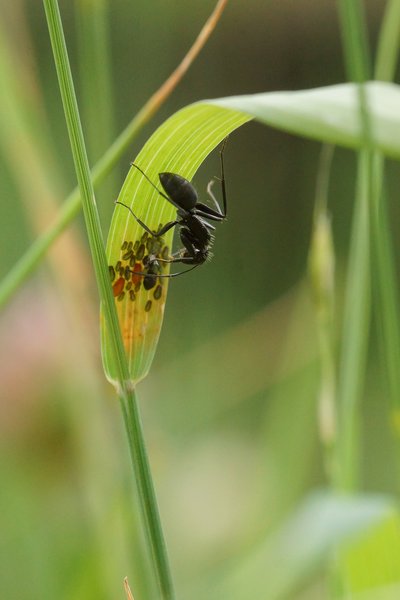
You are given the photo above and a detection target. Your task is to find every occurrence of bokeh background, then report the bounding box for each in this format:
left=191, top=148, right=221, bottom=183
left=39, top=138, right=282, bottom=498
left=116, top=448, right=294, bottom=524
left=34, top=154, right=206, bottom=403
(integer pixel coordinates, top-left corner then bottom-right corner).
left=0, top=1, right=397, bottom=599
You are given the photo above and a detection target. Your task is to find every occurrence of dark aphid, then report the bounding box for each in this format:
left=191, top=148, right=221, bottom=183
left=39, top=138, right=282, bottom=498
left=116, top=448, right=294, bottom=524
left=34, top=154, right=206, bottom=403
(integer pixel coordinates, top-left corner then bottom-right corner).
left=136, top=244, right=145, bottom=260
left=123, top=248, right=133, bottom=260
left=115, top=138, right=228, bottom=281
left=145, top=300, right=152, bottom=312
left=154, top=285, right=162, bottom=300
left=109, top=265, right=116, bottom=282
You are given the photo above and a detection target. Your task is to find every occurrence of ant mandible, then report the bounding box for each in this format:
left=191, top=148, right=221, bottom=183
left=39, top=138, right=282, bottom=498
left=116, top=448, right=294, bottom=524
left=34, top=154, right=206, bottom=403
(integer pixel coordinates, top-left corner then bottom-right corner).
left=115, top=137, right=228, bottom=287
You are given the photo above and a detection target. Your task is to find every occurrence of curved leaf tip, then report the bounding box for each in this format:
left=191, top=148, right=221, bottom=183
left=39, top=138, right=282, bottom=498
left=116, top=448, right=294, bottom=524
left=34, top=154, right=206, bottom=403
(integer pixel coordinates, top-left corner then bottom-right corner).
left=101, top=103, right=250, bottom=386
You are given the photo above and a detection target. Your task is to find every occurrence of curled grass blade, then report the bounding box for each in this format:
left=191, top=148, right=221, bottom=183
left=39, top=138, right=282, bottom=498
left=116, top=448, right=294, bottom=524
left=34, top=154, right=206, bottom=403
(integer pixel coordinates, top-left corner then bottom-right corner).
left=101, top=104, right=250, bottom=385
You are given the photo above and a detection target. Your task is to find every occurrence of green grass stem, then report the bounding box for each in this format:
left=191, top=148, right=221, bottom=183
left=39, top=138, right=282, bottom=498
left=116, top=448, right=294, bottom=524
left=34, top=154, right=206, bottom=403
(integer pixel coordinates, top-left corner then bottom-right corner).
left=308, top=145, right=336, bottom=475
left=42, top=1, right=175, bottom=598
left=74, top=0, right=115, bottom=164
left=371, top=1, right=400, bottom=450
left=335, top=0, right=372, bottom=491
left=369, top=156, right=400, bottom=442
left=375, top=0, right=400, bottom=82
left=74, top=0, right=118, bottom=213
left=335, top=150, right=371, bottom=491
left=337, top=0, right=370, bottom=82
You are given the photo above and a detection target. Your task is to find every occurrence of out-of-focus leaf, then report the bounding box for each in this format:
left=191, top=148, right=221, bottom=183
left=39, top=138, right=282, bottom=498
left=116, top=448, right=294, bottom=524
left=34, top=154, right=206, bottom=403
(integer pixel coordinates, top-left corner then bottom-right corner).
left=194, top=491, right=396, bottom=600
left=338, top=511, right=400, bottom=596
left=350, top=582, right=400, bottom=600
left=211, top=82, right=400, bottom=157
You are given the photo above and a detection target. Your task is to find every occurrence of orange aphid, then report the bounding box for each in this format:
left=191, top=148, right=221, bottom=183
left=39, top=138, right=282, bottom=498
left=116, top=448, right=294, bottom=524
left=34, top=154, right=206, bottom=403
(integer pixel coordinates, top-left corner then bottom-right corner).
left=131, top=262, right=143, bottom=285
left=112, top=276, right=125, bottom=297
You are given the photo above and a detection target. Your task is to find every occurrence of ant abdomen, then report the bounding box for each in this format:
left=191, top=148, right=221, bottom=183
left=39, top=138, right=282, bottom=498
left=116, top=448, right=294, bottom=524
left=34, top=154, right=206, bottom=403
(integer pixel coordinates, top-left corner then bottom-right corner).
left=159, top=173, right=198, bottom=211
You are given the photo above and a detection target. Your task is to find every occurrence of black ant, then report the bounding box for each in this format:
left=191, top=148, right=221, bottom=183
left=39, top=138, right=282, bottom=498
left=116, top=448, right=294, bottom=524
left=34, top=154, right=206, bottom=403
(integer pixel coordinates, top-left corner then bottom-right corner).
left=115, top=138, right=228, bottom=288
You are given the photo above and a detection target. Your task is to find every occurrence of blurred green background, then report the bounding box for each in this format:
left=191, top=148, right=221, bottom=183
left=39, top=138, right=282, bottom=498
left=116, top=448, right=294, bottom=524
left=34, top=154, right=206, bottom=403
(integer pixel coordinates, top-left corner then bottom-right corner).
left=1, top=1, right=399, bottom=599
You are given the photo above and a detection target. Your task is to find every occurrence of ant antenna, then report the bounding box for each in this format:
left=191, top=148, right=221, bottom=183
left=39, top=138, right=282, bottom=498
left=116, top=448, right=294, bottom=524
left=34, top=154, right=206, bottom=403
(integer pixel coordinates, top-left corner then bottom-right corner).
left=115, top=200, right=156, bottom=236
left=130, top=163, right=170, bottom=201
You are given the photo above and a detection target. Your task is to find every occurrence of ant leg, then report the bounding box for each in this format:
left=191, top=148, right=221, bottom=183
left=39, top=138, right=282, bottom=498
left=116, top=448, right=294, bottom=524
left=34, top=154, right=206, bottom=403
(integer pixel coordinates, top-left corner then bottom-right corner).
left=219, top=136, right=228, bottom=217
left=157, top=255, right=193, bottom=265
left=155, top=253, right=194, bottom=265
left=200, top=137, right=228, bottom=219
left=156, top=253, right=181, bottom=263
left=157, top=263, right=202, bottom=277
left=157, top=220, right=181, bottom=236
left=197, top=193, right=224, bottom=220
left=130, top=263, right=201, bottom=279
left=161, top=264, right=201, bottom=277
left=155, top=228, right=197, bottom=265
left=205, top=179, right=224, bottom=216
left=131, top=163, right=171, bottom=202
left=115, top=201, right=180, bottom=237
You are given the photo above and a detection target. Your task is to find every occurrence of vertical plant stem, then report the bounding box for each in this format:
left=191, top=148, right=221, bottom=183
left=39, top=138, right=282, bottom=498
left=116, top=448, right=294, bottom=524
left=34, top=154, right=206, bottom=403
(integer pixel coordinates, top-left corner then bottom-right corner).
left=42, top=1, right=175, bottom=598
left=335, top=0, right=372, bottom=492
left=337, top=0, right=370, bottom=81
left=372, top=1, right=400, bottom=469
left=74, top=0, right=115, bottom=164
left=335, top=150, right=371, bottom=491
left=120, top=389, right=175, bottom=600
left=375, top=0, right=400, bottom=82
left=74, top=0, right=118, bottom=212
left=308, top=145, right=336, bottom=476
left=369, top=155, right=400, bottom=446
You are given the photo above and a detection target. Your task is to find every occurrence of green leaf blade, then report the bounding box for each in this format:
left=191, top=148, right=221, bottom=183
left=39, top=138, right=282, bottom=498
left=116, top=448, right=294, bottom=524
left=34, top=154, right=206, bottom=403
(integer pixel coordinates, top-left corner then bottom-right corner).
left=101, top=104, right=250, bottom=385
left=210, top=81, right=400, bottom=157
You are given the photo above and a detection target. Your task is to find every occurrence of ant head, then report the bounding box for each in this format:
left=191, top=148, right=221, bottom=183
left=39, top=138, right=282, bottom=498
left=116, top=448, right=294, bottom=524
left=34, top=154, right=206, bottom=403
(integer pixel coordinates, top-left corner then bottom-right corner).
left=159, top=172, right=198, bottom=212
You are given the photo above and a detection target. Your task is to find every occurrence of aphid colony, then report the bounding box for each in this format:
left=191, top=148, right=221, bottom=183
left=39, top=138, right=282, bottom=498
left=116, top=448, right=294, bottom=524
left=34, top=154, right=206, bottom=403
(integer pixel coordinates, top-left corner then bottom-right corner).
left=109, top=227, right=169, bottom=312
